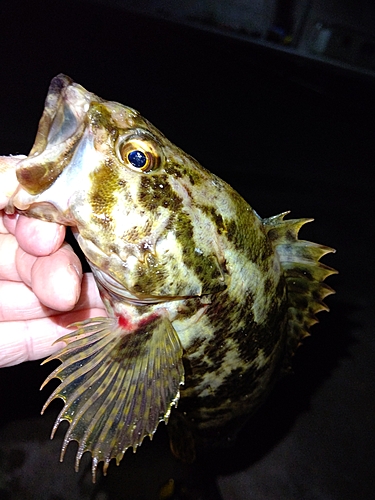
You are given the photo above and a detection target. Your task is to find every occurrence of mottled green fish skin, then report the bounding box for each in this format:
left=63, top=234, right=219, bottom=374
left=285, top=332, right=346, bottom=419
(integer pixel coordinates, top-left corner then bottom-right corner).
left=7, top=74, right=336, bottom=473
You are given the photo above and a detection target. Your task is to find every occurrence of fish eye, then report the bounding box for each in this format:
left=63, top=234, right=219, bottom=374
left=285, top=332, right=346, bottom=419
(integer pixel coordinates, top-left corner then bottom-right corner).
left=128, top=150, right=147, bottom=168
left=116, top=133, right=161, bottom=172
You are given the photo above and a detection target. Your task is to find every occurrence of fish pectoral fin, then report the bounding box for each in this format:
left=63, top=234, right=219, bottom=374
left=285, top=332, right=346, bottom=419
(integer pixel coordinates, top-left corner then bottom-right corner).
left=41, top=315, right=184, bottom=481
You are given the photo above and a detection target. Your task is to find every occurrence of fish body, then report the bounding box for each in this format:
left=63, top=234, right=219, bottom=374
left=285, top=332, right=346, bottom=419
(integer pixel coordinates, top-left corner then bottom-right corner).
left=7, top=75, right=336, bottom=478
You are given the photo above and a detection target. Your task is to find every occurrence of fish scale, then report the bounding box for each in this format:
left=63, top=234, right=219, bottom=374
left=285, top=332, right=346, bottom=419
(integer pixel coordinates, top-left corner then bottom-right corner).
left=5, top=74, right=336, bottom=481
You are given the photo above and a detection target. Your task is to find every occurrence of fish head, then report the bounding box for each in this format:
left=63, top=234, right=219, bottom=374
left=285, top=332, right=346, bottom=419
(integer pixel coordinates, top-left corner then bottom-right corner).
left=10, top=74, right=227, bottom=303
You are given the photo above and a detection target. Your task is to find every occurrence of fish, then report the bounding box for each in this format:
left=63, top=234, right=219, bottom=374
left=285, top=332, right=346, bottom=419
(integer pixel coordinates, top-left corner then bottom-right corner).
left=6, top=74, right=336, bottom=480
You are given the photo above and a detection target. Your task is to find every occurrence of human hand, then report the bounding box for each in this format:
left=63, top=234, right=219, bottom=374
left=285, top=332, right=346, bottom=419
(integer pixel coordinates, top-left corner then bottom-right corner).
left=0, top=156, right=106, bottom=367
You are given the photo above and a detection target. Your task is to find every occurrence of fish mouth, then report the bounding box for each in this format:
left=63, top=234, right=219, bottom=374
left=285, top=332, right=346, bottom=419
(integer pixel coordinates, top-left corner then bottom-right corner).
left=15, top=74, right=94, bottom=196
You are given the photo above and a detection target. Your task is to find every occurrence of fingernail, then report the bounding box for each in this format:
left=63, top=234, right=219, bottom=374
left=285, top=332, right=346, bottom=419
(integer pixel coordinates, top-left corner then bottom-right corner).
left=67, top=263, right=82, bottom=304
left=51, top=224, right=65, bottom=253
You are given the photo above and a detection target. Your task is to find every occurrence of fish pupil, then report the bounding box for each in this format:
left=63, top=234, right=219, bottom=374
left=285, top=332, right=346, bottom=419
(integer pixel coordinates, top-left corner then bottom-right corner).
left=128, top=150, right=147, bottom=168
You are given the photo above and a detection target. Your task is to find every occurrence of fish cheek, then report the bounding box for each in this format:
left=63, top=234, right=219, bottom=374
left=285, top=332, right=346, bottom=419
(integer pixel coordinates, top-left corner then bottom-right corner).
left=137, top=174, right=183, bottom=212
left=130, top=253, right=170, bottom=296
left=88, top=159, right=119, bottom=220
left=133, top=176, right=225, bottom=296
left=174, top=213, right=226, bottom=294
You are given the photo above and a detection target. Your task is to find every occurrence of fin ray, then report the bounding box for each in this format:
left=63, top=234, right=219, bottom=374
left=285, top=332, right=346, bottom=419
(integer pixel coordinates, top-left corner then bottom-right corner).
left=41, top=314, right=184, bottom=481
left=265, top=213, right=337, bottom=365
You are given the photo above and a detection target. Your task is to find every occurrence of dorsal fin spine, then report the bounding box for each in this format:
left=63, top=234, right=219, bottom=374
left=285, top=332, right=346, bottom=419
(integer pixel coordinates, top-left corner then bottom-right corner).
left=264, top=212, right=337, bottom=367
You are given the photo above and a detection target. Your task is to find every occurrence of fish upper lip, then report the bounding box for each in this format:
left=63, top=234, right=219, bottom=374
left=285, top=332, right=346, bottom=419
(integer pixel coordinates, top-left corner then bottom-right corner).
left=11, top=75, right=95, bottom=198
left=30, top=74, right=93, bottom=157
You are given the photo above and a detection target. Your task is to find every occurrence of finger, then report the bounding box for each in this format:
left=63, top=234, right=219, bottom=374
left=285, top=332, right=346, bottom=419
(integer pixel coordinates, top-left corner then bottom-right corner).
left=0, top=155, right=26, bottom=210
left=0, top=233, right=22, bottom=281
left=15, top=215, right=66, bottom=256
left=0, top=215, right=7, bottom=234
left=0, top=273, right=104, bottom=322
left=0, top=280, right=52, bottom=322
left=30, top=243, right=83, bottom=311
left=0, top=306, right=106, bottom=367
left=1, top=212, right=18, bottom=234
left=73, top=272, right=105, bottom=313
left=16, top=241, right=83, bottom=310
left=15, top=246, right=37, bottom=286
left=3, top=213, right=65, bottom=254
left=0, top=211, right=11, bottom=234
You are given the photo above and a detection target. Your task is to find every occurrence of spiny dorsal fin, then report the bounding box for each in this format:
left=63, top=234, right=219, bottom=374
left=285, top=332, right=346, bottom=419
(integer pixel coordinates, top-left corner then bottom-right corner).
left=40, top=315, right=184, bottom=482
left=264, top=212, right=337, bottom=365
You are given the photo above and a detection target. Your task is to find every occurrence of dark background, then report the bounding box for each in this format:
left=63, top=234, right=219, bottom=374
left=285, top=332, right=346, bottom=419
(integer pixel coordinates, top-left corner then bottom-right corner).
left=0, top=1, right=374, bottom=498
